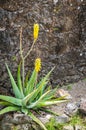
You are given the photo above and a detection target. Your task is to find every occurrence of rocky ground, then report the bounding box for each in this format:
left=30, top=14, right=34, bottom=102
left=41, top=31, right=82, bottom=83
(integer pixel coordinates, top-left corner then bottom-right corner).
left=51, top=79, right=86, bottom=115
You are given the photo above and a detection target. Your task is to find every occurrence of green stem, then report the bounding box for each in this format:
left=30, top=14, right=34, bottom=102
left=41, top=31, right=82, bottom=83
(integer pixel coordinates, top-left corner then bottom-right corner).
left=35, top=72, right=38, bottom=88
left=24, top=40, right=36, bottom=60
left=20, top=27, right=23, bottom=59
left=20, top=27, right=25, bottom=88
left=28, top=112, right=47, bottom=130
left=19, top=27, right=36, bottom=88
left=22, top=59, right=25, bottom=88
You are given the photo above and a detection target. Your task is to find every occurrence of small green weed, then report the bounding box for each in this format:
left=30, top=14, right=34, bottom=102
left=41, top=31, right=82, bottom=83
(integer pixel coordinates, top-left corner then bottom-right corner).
left=69, top=115, right=86, bottom=128
left=46, top=118, right=63, bottom=130
left=45, top=115, right=86, bottom=130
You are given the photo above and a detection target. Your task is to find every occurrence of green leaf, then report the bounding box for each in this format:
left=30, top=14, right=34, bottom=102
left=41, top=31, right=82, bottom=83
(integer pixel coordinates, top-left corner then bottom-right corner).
left=28, top=84, right=48, bottom=103
left=27, top=90, right=51, bottom=109
left=24, top=70, right=30, bottom=87
left=28, top=75, right=54, bottom=103
left=0, top=106, right=20, bottom=115
left=21, top=107, right=28, bottom=115
left=54, top=95, right=68, bottom=101
left=5, top=63, right=23, bottom=99
left=28, top=112, right=47, bottom=130
left=17, top=62, right=24, bottom=97
left=31, top=67, right=55, bottom=102
left=25, top=70, right=37, bottom=95
left=36, top=99, right=67, bottom=108
left=40, top=108, right=60, bottom=116
left=0, top=101, right=13, bottom=106
left=22, top=89, right=38, bottom=106
left=42, top=88, right=57, bottom=101
left=0, top=95, right=22, bottom=106
left=23, top=83, right=50, bottom=106
left=36, top=67, right=55, bottom=96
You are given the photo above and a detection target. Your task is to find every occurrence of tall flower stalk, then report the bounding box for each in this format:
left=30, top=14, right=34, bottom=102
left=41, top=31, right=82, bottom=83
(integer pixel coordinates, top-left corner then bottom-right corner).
left=24, top=23, right=39, bottom=60
left=20, top=27, right=25, bottom=88
left=19, top=24, right=39, bottom=88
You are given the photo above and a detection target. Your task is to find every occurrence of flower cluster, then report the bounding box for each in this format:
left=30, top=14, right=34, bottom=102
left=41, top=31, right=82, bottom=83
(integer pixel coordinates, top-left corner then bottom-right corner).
left=33, top=24, right=39, bottom=41
left=35, top=58, right=41, bottom=72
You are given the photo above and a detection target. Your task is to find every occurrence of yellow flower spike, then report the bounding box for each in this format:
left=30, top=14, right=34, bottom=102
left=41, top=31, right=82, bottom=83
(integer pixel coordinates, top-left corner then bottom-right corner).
left=35, top=58, right=41, bottom=72
left=33, top=24, right=39, bottom=41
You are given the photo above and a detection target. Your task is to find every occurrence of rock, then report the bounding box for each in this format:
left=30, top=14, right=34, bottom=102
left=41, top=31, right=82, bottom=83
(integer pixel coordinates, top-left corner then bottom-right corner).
left=55, top=114, right=70, bottom=123
left=0, top=0, right=86, bottom=90
left=63, top=125, right=85, bottom=130
left=0, top=123, right=13, bottom=130
left=0, top=113, right=39, bottom=130
left=63, top=125, right=74, bottom=130
left=79, top=98, right=86, bottom=114
left=38, top=114, right=53, bottom=124
left=0, top=113, right=54, bottom=130
left=75, top=125, right=82, bottom=130
left=65, top=103, right=78, bottom=116
left=11, top=113, right=32, bottom=124
left=56, top=89, right=72, bottom=99
left=53, top=0, right=58, bottom=5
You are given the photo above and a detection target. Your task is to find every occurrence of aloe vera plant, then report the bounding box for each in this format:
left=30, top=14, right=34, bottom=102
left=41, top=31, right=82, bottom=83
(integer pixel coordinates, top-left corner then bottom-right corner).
left=0, top=24, right=67, bottom=130
left=0, top=63, right=67, bottom=130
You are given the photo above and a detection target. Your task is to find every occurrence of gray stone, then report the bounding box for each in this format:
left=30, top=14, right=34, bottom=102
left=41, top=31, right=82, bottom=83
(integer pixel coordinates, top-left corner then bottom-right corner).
left=53, top=0, right=58, bottom=5
left=38, top=114, right=53, bottom=124
left=79, top=98, right=86, bottom=114
left=55, top=114, right=69, bottom=123
left=75, top=125, right=82, bottom=130
left=0, top=113, right=40, bottom=130
left=65, top=103, right=78, bottom=116
left=56, top=89, right=72, bottom=99
left=11, top=113, right=32, bottom=124
left=63, top=125, right=74, bottom=130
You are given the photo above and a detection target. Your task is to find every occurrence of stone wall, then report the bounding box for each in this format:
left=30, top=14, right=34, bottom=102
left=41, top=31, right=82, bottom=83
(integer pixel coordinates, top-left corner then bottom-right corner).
left=0, top=0, right=86, bottom=92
